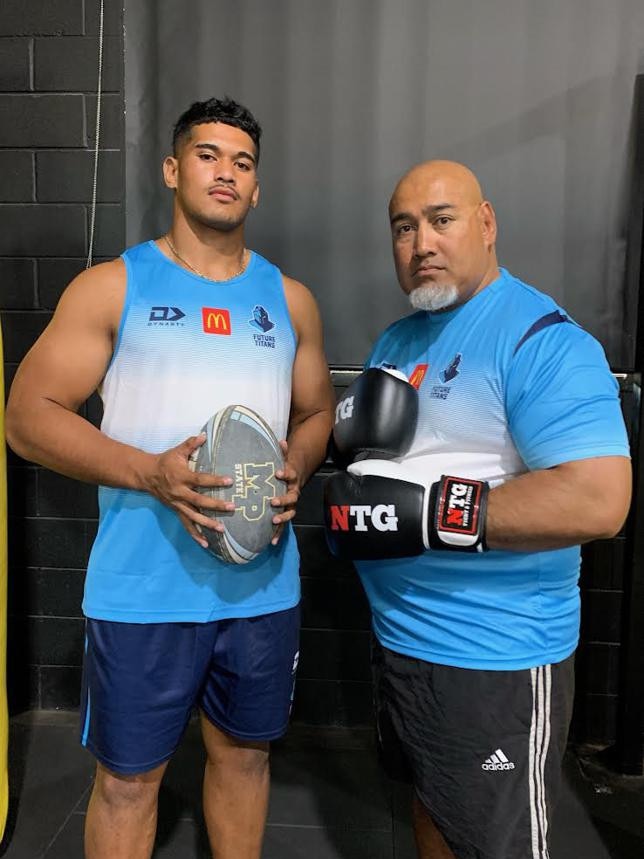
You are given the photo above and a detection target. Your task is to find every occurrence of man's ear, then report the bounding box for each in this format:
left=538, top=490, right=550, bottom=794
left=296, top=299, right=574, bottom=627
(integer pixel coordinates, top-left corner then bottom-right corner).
left=251, top=182, right=260, bottom=209
left=479, top=201, right=497, bottom=247
left=163, top=156, right=178, bottom=190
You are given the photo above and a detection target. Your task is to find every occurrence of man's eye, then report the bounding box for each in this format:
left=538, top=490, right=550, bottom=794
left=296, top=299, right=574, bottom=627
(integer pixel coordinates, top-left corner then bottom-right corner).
left=436, top=217, right=451, bottom=227
left=396, top=224, right=414, bottom=235
left=236, top=162, right=251, bottom=171
left=199, top=153, right=214, bottom=161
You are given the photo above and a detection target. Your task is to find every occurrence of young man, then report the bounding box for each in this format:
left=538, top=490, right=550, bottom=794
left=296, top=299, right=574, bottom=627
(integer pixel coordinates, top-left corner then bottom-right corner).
left=6, top=97, right=335, bottom=859
left=324, top=160, right=632, bottom=859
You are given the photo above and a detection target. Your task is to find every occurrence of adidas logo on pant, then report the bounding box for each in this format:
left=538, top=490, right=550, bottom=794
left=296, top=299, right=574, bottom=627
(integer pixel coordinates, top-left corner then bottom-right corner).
left=481, top=748, right=515, bottom=771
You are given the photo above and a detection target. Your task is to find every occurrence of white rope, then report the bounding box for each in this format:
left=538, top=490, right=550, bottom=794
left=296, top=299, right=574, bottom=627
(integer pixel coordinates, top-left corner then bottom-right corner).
left=86, top=0, right=105, bottom=268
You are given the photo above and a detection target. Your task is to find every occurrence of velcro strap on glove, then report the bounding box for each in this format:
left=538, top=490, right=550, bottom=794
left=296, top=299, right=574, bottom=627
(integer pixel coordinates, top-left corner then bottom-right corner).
left=428, top=475, right=489, bottom=552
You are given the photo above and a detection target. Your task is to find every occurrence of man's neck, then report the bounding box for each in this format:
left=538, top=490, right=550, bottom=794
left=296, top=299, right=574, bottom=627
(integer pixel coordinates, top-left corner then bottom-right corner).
left=165, top=215, right=247, bottom=281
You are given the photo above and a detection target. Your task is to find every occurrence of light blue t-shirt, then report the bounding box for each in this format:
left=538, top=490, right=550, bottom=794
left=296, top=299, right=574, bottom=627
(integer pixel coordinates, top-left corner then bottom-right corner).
left=355, top=268, right=630, bottom=670
left=83, top=241, right=300, bottom=623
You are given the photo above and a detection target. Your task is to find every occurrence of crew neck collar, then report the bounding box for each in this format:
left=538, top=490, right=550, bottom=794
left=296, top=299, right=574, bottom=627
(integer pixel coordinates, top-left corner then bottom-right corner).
left=422, top=268, right=507, bottom=325
left=148, top=239, right=256, bottom=285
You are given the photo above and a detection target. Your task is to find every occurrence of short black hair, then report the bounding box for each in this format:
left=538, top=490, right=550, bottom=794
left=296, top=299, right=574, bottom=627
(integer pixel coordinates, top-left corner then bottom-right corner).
left=172, top=96, right=262, bottom=162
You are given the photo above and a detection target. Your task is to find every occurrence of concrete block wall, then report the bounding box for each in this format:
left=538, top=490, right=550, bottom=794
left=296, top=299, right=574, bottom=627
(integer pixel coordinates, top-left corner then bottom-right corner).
left=0, top=0, right=124, bottom=711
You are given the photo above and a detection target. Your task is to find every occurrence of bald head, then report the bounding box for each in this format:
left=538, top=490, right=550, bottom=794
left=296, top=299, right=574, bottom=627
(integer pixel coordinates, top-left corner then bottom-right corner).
left=389, top=160, right=484, bottom=218
left=388, top=160, right=499, bottom=311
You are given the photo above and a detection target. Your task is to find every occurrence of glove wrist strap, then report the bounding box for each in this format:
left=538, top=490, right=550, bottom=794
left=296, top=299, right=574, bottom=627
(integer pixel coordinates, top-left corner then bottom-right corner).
left=428, top=475, right=489, bottom=553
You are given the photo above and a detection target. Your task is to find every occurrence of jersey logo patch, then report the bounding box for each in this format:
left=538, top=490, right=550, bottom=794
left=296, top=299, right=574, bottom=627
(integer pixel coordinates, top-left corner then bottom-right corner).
left=202, top=307, right=231, bottom=335
left=249, top=305, right=276, bottom=349
left=409, top=364, right=429, bottom=389
left=440, top=353, right=461, bottom=383
left=249, top=305, right=276, bottom=333
left=148, top=306, right=185, bottom=326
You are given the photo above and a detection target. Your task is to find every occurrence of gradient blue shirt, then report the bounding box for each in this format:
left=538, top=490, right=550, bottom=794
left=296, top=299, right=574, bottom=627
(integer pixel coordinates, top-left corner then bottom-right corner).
left=83, top=241, right=300, bottom=622
left=355, top=268, right=629, bottom=669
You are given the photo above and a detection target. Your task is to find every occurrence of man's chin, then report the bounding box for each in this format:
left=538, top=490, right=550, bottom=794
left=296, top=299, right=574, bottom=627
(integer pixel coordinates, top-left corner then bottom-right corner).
left=409, top=283, right=459, bottom=312
left=199, top=213, right=245, bottom=233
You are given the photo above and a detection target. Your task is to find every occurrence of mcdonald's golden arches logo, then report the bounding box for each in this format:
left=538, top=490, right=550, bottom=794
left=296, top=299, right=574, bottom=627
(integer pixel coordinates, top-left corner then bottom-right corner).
left=202, top=307, right=232, bottom=335
left=408, top=363, right=429, bottom=390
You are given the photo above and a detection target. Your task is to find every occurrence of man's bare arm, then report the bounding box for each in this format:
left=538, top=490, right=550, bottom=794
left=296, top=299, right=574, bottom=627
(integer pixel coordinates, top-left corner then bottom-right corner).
left=486, top=456, right=632, bottom=551
left=284, top=277, right=335, bottom=483
left=6, top=260, right=147, bottom=483
left=270, top=277, right=335, bottom=532
left=5, top=261, right=235, bottom=546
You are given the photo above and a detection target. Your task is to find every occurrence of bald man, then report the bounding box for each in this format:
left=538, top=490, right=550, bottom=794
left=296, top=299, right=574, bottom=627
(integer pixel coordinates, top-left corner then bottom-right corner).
left=327, top=161, right=632, bottom=858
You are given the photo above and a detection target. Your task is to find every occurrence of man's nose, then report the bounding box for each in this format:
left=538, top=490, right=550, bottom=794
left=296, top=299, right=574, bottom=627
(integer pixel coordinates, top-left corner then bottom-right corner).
left=413, top=223, right=436, bottom=257
left=215, top=158, right=235, bottom=182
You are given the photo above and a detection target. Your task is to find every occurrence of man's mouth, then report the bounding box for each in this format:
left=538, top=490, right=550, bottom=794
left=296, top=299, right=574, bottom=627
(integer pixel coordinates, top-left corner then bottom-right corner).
left=414, top=264, right=444, bottom=276
left=209, top=187, right=237, bottom=201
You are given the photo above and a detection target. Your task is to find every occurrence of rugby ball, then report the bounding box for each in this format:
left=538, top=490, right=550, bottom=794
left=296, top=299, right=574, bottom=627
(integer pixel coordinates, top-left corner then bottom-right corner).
left=189, top=405, right=284, bottom=564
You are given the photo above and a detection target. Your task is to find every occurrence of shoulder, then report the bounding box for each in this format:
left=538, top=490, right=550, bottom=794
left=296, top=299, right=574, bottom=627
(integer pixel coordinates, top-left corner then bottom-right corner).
left=281, top=275, right=323, bottom=334
left=54, top=257, right=126, bottom=331
left=498, top=271, right=605, bottom=359
left=495, top=269, right=565, bottom=324
left=486, top=269, right=592, bottom=358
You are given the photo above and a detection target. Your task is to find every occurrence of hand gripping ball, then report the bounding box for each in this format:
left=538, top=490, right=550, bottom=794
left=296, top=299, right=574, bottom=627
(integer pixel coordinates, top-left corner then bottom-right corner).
left=189, top=405, right=285, bottom=564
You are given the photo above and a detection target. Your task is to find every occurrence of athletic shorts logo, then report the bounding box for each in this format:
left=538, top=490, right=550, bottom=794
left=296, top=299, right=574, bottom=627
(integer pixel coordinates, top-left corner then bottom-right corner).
left=148, top=306, right=185, bottom=326
left=409, top=364, right=429, bottom=390
left=328, top=504, right=398, bottom=532
left=481, top=748, right=515, bottom=771
left=202, top=307, right=231, bottom=335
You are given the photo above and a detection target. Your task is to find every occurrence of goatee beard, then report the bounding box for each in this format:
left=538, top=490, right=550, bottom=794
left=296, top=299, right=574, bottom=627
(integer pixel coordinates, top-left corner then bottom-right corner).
left=409, top=283, right=459, bottom=312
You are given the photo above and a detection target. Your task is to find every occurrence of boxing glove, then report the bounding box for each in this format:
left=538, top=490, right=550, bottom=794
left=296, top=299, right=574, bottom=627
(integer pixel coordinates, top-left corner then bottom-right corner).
left=324, top=459, right=488, bottom=559
left=331, top=368, right=419, bottom=468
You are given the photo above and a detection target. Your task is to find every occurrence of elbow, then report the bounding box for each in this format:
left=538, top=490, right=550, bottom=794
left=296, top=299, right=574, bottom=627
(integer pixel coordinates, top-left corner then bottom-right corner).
left=591, top=521, right=624, bottom=542
left=581, top=460, right=633, bottom=543
left=586, top=499, right=631, bottom=543
left=5, top=406, right=32, bottom=462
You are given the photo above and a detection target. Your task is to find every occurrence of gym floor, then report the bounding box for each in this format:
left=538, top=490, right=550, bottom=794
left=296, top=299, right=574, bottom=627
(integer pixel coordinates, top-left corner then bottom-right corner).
left=1, top=712, right=642, bottom=858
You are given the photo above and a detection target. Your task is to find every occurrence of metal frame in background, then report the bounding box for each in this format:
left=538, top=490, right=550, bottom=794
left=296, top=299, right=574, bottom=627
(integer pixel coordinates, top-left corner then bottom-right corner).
left=611, top=73, right=644, bottom=776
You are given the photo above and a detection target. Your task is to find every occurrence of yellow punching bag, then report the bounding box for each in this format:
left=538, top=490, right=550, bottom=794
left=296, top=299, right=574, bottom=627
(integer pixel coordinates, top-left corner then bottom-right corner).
left=0, top=322, right=8, bottom=840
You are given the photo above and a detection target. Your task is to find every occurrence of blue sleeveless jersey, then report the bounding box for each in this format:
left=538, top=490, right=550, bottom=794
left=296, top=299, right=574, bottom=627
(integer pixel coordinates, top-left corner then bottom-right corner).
left=83, top=241, right=300, bottom=622
left=356, top=268, right=630, bottom=670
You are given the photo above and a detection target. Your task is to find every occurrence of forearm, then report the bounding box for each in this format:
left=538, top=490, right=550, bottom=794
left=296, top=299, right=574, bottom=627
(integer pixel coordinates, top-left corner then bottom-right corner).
left=485, top=459, right=631, bottom=552
left=6, top=399, right=155, bottom=490
left=286, top=409, right=333, bottom=487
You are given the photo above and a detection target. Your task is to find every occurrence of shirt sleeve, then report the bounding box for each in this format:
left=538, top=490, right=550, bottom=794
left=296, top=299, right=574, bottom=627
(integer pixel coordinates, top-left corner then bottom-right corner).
left=505, top=321, right=630, bottom=470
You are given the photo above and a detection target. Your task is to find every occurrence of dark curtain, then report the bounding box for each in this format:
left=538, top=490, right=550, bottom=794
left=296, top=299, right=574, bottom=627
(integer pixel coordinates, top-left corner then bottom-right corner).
left=124, top=0, right=644, bottom=366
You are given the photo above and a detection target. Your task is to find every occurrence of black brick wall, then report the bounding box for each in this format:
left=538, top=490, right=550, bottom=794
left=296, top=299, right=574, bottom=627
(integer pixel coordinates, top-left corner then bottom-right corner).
left=0, top=1, right=633, bottom=744
left=1, top=0, right=125, bottom=713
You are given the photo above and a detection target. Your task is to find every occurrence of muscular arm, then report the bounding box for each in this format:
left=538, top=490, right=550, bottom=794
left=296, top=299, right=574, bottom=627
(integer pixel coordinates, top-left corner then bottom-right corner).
left=269, top=276, right=334, bottom=537
left=282, top=276, right=335, bottom=486
left=485, top=456, right=632, bottom=552
left=6, top=261, right=234, bottom=545
left=6, top=260, right=153, bottom=486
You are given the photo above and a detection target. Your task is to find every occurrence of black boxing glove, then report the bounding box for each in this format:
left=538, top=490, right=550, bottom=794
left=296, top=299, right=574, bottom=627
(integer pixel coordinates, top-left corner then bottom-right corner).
left=331, top=368, right=419, bottom=468
left=324, top=459, right=488, bottom=560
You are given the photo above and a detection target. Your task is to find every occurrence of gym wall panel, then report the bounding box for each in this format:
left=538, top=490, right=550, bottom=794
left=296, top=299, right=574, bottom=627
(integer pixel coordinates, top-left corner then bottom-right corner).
left=125, top=0, right=644, bottom=368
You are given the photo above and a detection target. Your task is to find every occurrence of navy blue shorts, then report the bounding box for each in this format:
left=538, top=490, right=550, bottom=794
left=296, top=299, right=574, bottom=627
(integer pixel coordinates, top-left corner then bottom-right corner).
left=79, top=605, right=300, bottom=775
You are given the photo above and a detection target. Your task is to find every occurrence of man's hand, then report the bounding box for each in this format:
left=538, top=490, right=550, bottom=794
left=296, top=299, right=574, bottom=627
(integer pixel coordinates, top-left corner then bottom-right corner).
left=144, top=433, right=236, bottom=548
left=271, top=440, right=302, bottom=544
